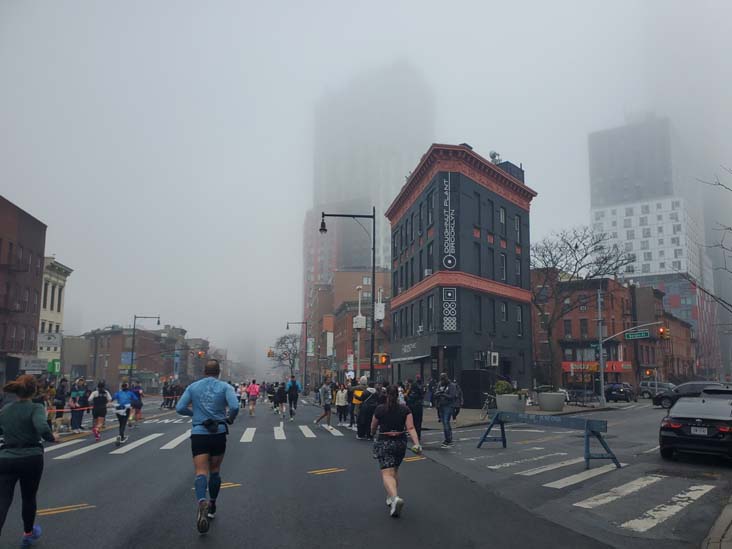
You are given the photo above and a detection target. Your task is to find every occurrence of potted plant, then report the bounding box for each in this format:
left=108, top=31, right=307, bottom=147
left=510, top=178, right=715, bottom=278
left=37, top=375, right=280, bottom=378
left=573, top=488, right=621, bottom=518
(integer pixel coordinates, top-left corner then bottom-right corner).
left=495, top=380, right=527, bottom=413
left=537, top=386, right=565, bottom=412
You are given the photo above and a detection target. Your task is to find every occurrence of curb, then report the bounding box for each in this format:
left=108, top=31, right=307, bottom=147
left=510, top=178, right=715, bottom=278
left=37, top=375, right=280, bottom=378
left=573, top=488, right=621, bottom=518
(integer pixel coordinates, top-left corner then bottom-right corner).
left=702, top=496, right=732, bottom=549
left=422, top=406, right=617, bottom=431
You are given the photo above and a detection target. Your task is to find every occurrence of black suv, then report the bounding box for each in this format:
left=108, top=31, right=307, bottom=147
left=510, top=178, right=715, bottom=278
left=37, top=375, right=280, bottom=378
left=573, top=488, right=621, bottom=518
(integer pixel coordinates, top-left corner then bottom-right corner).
left=652, top=381, right=723, bottom=409
left=605, top=382, right=637, bottom=402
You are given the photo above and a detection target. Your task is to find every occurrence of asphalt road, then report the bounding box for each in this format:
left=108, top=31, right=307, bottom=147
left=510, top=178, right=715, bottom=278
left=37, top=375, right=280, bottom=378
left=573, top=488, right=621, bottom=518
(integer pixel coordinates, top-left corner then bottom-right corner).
left=423, top=400, right=732, bottom=548
left=1, top=399, right=610, bottom=549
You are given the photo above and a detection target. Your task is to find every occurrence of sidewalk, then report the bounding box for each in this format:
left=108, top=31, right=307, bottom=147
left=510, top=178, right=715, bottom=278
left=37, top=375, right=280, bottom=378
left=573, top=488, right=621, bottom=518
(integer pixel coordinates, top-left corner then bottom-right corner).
left=703, top=497, right=732, bottom=549
left=421, top=403, right=614, bottom=431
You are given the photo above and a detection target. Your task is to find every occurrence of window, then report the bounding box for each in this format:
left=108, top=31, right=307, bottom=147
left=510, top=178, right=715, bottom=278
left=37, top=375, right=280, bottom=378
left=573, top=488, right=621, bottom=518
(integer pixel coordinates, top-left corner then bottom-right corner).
left=656, top=202, right=662, bottom=210
left=659, top=262, right=666, bottom=270
left=625, top=207, right=634, bottom=216
left=563, top=319, right=572, bottom=338
left=669, top=212, right=679, bottom=222
left=642, top=263, right=650, bottom=273
left=611, top=209, right=617, bottom=215
left=612, top=220, right=617, bottom=227
left=409, top=304, right=414, bottom=335
left=499, top=253, right=507, bottom=281
left=641, top=204, right=650, bottom=214
left=516, top=306, right=523, bottom=335
left=41, top=321, right=46, bottom=334
left=427, top=242, right=433, bottom=271
left=392, top=234, right=397, bottom=257
left=409, top=258, right=414, bottom=287
left=55, top=324, right=59, bottom=333
left=674, top=248, right=683, bottom=258
left=362, top=276, right=371, bottom=286
left=486, top=248, right=493, bottom=279
left=640, top=240, right=649, bottom=250
left=427, top=295, right=434, bottom=331
left=595, top=211, right=605, bottom=220
left=658, top=238, right=665, bottom=246
left=673, top=224, right=682, bottom=234
left=499, top=301, right=507, bottom=322
left=626, top=230, right=635, bottom=240
left=392, top=271, right=398, bottom=293
left=486, top=199, right=494, bottom=231
left=659, top=249, right=665, bottom=258
left=418, top=251, right=423, bottom=282
left=499, top=207, right=506, bottom=235
left=515, top=258, right=522, bottom=285
left=642, top=228, right=651, bottom=238
left=410, top=213, right=415, bottom=242
left=593, top=222, right=604, bottom=232
left=643, top=251, right=653, bottom=261
left=392, top=313, right=398, bottom=340
left=672, top=200, right=680, bottom=210
left=624, top=218, right=632, bottom=228
left=43, top=282, right=48, bottom=309
left=419, top=300, right=424, bottom=329
left=427, top=192, right=434, bottom=225
left=671, top=237, right=680, bottom=246
left=474, top=294, right=482, bottom=332
left=418, top=203, right=423, bottom=234
left=23, top=288, right=29, bottom=312
left=657, top=214, right=663, bottom=222
left=399, top=266, right=404, bottom=290
left=474, top=192, right=481, bottom=225
left=33, top=290, right=38, bottom=314
left=639, top=216, right=648, bottom=226
left=514, top=215, right=521, bottom=242
left=400, top=309, right=405, bottom=338
left=400, top=224, right=405, bottom=251
left=580, top=319, right=589, bottom=339
left=474, top=243, right=481, bottom=276
left=657, top=226, right=664, bottom=234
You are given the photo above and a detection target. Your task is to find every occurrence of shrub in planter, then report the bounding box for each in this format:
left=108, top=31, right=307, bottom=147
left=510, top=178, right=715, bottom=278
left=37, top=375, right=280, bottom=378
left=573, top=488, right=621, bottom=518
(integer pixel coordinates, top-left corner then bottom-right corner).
left=495, top=380, right=515, bottom=395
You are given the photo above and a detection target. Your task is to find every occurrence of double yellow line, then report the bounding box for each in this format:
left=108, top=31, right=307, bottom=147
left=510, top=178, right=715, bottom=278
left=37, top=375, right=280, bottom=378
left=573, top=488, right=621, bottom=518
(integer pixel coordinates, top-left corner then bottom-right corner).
left=308, top=467, right=347, bottom=476
left=37, top=503, right=95, bottom=517
left=403, top=456, right=426, bottom=463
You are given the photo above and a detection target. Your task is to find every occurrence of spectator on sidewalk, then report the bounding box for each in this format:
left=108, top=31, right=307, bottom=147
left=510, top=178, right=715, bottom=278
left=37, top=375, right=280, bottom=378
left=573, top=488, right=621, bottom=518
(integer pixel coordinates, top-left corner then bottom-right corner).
left=335, top=383, right=349, bottom=426
left=452, top=379, right=464, bottom=421
left=53, top=379, right=68, bottom=423
left=356, top=382, right=379, bottom=440
left=433, top=373, right=458, bottom=448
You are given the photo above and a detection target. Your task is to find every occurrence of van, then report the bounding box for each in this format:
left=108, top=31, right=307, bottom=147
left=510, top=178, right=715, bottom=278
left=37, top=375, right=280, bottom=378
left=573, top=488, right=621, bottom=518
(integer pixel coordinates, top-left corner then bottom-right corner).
left=639, top=381, right=676, bottom=398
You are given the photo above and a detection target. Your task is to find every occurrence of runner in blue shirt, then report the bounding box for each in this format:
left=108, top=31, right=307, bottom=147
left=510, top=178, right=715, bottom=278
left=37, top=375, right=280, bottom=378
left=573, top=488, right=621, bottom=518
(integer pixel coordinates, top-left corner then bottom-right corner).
left=176, top=360, right=239, bottom=534
left=111, top=383, right=138, bottom=445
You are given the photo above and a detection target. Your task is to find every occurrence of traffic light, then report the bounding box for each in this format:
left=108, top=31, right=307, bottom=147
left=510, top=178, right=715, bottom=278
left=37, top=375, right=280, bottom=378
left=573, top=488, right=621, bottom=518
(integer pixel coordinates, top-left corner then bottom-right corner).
left=380, top=353, right=390, bottom=366
left=197, top=351, right=205, bottom=358
left=266, top=348, right=274, bottom=358
left=658, top=327, right=671, bottom=340
left=645, top=369, right=652, bottom=377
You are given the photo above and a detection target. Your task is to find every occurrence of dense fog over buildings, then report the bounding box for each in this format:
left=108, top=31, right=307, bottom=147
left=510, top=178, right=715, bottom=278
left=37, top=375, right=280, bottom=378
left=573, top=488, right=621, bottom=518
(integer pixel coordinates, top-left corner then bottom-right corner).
left=1, top=1, right=730, bottom=374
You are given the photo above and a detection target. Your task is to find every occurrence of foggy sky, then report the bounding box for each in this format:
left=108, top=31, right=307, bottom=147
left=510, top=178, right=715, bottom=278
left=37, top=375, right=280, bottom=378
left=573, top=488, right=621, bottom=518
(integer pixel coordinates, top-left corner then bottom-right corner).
left=2, top=1, right=730, bottom=368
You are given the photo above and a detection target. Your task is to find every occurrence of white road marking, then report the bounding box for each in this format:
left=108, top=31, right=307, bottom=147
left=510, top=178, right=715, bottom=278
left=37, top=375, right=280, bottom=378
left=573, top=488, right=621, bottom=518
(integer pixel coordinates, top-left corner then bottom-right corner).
left=643, top=445, right=661, bottom=454
left=110, top=433, right=165, bottom=454
left=508, top=429, right=546, bottom=433
left=621, top=485, right=716, bottom=532
left=54, top=437, right=118, bottom=460
left=574, top=475, right=666, bottom=509
left=515, top=457, right=585, bottom=476
left=160, top=430, right=191, bottom=450
left=543, top=463, right=625, bottom=489
left=467, top=447, right=546, bottom=461
left=299, top=426, right=316, bottom=438
left=240, top=428, right=256, bottom=442
left=44, top=439, right=84, bottom=453
left=323, top=425, right=344, bottom=437
left=274, top=425, right=286, bottom=440
left=487, top=452, right=568, bottom=470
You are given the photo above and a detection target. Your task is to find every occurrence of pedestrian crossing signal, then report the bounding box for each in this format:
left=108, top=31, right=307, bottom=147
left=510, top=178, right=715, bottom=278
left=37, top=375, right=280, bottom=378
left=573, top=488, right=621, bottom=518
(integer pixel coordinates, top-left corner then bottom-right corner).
left=373, top=353, right=390, bottom=367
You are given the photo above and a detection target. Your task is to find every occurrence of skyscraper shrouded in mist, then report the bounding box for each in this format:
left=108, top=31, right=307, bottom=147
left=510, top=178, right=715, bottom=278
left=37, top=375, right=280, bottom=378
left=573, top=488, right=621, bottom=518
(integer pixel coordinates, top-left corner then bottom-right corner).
left=588, top=114, right=721, bottom=379
left=301, top=63, right=436, bottom=380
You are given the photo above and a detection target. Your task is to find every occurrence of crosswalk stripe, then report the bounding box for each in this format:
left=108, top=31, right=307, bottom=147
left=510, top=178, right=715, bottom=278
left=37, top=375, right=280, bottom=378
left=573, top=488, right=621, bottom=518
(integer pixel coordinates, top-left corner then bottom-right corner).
left=487, top=452, right=568, bottom=471
left=274, top=425, right=286, bottom=440
left=323, top=425, right=343, bottom=437
left=160, top=430, right=191, bottom=450
left=54, top=437, right=118, bottom=460
left=543, top=463, right=626, bottom=489
left=240, top=428, right=256, bottom=442
left=110, top=433, right=165, bottom=455
left=573, top=475, right=665, bottom=509
left=621, top=484, right=715, bottom=532
left=44, top=439, right=84, bottom=453
left=515, top=457, right=585, bottom=476
left=299, top=426, right=316, bottom=438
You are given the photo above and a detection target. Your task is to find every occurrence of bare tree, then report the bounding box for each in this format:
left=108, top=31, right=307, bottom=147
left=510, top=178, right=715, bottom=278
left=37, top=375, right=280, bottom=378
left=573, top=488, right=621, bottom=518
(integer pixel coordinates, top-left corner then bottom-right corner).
left=271, top=333, right=300, bottom=378
left=531, top=226, right=634, bottom=387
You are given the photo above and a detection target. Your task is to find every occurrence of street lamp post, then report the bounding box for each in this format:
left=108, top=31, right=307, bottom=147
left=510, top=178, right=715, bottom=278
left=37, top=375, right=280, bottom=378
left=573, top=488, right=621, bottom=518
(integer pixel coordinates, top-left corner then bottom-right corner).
left=286, top=321, right=309, bottom=389
left=319, top=207, right=376, bottom=380
left=129, top=315, right=160, bottom=386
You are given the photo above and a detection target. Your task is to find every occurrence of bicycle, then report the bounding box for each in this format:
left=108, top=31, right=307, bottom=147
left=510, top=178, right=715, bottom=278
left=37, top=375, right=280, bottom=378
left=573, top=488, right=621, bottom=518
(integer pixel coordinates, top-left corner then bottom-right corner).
left=479, top=392, right=497, bottom=421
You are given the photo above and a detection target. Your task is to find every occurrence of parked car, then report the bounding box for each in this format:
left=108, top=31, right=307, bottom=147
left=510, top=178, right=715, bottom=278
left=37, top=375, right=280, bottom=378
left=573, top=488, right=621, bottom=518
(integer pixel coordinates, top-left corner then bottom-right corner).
left=652, top=381, right=723, bottom=409
left=659, top=389, right=732, bottom=460
left=639, top=381, right=676, bottom=399
left=605, top=382, right=637, bottom=402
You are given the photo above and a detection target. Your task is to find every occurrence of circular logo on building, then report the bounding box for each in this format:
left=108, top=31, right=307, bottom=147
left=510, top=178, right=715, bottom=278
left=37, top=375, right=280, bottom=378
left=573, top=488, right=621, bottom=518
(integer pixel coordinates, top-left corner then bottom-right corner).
left=443, top=255, right=456, bottom=269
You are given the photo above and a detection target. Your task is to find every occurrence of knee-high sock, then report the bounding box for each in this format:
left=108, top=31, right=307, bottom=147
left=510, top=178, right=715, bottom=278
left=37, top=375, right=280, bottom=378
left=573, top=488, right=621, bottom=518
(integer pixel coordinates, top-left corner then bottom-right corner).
left=208, top=472, right=221, bottom=501
left=194, top=475, right=207, bottom=502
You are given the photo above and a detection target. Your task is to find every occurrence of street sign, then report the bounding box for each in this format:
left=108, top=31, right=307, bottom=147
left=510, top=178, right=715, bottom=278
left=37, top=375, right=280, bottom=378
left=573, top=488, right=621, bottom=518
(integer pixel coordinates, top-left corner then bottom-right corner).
left=161, top=354, right=176, bottom=359
left=47, top=359, right=61, bottom=374
left=625, top=330, right=650, bottom=340
left=590, top=343, right=601, bottom=349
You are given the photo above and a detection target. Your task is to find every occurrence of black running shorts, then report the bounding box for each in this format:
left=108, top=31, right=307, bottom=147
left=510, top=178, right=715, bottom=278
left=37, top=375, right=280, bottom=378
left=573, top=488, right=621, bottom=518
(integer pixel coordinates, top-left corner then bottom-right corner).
left=190, top=433, right=227, bottom=457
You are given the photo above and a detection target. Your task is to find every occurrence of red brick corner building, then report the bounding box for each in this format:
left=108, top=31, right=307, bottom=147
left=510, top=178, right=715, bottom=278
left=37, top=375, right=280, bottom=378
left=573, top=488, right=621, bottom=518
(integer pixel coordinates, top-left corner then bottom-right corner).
left=385, top=144, right=537, bottom=407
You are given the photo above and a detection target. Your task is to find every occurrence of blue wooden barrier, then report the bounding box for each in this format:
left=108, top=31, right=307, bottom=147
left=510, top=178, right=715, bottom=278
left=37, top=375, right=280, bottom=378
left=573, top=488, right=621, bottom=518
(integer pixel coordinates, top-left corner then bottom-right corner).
left=476, top=411, right=620, bottom=470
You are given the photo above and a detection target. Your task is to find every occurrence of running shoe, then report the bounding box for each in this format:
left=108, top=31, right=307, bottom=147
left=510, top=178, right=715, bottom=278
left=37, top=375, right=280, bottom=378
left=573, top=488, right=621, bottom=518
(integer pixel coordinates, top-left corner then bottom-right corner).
left=440, top=441, right=453, bottom=448
left=386, top=497, right=393, bottom=507
left=196, top=500, right=210, bottom=533
left=20, top=524, right=42, bottom=547
left=121, top=436, right=129, bottom=444
left=207, top=501, right=217, bottom=519
left=289, top=416, right=294, bottom=422
left=390, top=497, right=404, bottom=518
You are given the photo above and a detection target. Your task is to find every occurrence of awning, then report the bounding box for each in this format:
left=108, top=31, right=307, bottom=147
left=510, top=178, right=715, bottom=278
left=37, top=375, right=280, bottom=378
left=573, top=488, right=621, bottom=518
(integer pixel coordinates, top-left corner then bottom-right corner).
left=391, top=354, right=430, bottom=363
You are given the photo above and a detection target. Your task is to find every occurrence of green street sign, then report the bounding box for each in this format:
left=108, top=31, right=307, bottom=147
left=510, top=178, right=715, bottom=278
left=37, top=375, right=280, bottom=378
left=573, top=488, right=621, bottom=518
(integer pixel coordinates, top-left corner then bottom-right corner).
left=625, top=330, right=650, bottom=340
left=47, top=359, right=61, bottom=374
left=161, top=354, right=176, bottom=359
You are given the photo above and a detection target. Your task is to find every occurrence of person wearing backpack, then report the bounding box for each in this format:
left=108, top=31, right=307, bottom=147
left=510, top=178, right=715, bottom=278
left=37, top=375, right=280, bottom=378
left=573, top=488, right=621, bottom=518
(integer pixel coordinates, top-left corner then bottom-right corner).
left=89, top=382, right=112, bottom=442
left=356, top=382, right=378, bottom=440
left=285, top=375, right=301, bottom=421
left=433, top=373, right=458, bottom=448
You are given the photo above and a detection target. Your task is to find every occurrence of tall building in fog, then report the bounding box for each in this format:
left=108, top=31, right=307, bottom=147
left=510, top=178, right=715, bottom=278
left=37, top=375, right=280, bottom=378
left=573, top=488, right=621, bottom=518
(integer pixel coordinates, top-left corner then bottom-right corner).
left=588, top=115, right=721, bottom=379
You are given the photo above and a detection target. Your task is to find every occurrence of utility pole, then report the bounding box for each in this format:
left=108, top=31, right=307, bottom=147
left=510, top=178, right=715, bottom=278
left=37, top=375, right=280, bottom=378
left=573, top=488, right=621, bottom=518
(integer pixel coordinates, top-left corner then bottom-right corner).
left=597, top=289, right=606, bottom=406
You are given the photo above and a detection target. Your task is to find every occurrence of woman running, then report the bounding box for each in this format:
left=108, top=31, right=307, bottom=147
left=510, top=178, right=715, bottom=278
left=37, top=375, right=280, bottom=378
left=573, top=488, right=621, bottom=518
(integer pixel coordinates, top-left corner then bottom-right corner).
left=130, top=382, right=144, bottom=427
left=112, top=383, right=138, bottom=445
left=246, top=380, right=259, bottom=416
left=275, top=383, right=287, bottom=419
left=370, top=385, right=421, bottom=518
left=89, top=382, right=112, bottom=442
left=0, top=375, right=59, bottom=546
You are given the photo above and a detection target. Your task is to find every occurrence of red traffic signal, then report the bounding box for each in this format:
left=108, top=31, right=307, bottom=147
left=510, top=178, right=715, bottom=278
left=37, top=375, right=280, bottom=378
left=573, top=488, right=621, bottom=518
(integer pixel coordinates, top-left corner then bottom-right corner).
left=197, top=351, right=205, bottom=358
left=658, top=327, right=666, bottom=338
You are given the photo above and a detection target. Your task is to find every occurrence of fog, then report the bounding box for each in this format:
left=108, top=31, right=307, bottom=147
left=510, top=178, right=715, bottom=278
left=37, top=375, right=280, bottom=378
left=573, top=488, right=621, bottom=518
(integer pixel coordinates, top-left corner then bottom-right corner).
left=1, top=1, right=730, bottom=370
